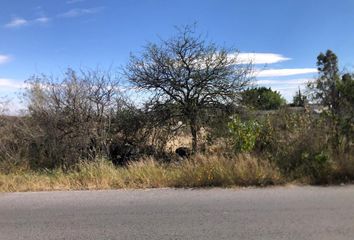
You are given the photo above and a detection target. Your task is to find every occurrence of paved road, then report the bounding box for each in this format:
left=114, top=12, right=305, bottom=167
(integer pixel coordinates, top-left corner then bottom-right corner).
left=1, top=186, right=354, bottom=240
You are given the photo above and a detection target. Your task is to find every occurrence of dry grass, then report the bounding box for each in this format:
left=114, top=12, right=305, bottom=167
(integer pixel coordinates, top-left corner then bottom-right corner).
left=0, top=154, right=283, bottom=192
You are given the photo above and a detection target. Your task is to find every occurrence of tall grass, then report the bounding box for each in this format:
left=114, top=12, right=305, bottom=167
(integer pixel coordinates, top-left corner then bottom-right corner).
left=0, top=154, right=283, bottom=192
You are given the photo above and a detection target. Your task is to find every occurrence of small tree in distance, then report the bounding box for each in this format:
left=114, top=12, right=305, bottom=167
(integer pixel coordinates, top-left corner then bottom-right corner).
left=125, top=25, right=252, bottom=152
left=241, top=87, right=286, bottom=110
left=292, top=88, right=307, bottom=107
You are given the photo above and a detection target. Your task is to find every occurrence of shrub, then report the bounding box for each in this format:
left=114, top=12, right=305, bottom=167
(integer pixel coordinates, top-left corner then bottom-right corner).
left=241, top=87, right=286, bottom=110
left=295, top=151, right=332, bottom=182
left=255, top=108, right=343, bottom=183
left=228, top=116, right=261, bottom=152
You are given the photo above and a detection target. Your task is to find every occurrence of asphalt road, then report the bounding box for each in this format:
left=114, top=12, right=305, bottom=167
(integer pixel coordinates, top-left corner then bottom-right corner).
left=1, top=186, right=354, bottom=240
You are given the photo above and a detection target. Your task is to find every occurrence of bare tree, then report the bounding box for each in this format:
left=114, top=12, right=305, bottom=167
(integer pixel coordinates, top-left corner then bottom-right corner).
left=24, top=68, right=123, bottom=168
left=125, top=26, right=252, bottom=152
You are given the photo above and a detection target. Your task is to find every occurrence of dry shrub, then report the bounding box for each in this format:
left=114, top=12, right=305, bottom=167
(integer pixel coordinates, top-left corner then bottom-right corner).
left=123, top=159, right=170, bottom=188
left=256, top=108, right=354, bottom=183
left=0, top=116, right=31, bottom=172
left=65, top=160, right=126, bottom=189
left=0, top=155, right=283, bottom=192
left=332, top=151, right=354, bottom=181
left=172, top=154, right=282, bottom=187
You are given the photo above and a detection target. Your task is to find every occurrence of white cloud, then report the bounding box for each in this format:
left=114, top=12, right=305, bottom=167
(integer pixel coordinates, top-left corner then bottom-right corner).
left=230, top=53, right=291, bottom=64
left=0, top=78, right=26, bottom=89
left=34, top=17, right=50, bottom=23
left=256, top=78, right=315, bottom=85
left=256, top=68, right=318, bottom=77
left=4, top=16, right=50, bottom=28
left=254, top=78, right=317, bottom=102
left=67, top=0, right=86, bottom=4
left=4, top=17, right=28, bottom=28
left=0, top=55, right=11, bottom=64
left=59, top=7, right=104, bottom=18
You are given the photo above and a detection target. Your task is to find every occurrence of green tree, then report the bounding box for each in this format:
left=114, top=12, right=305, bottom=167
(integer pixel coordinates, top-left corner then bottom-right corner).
left=241, top=87, right=286, bottom=110
left=292, top=88, right=307, bottom=107
left=308, top=50, right=354, bottom=151
left=309, top=50, right=341, bottom=115
left=337, top=73, right=354, bottom=108
left=337, top=73, right=354, bottom=149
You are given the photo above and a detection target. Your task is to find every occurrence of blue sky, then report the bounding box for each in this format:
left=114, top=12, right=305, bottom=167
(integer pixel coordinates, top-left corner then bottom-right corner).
left=1, top=0, right=354, bottom=112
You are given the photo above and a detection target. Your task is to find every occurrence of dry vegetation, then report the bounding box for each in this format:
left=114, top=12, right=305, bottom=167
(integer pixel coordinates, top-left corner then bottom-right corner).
left=0, top=154, right=282, bottom=192
left=0, top=30, right=352, bottom=192
left=0, top=108, right=353, bottom=192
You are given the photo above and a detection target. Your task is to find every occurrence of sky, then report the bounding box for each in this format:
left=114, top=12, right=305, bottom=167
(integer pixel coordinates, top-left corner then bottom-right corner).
left=1, top=0, right=354, bottom=113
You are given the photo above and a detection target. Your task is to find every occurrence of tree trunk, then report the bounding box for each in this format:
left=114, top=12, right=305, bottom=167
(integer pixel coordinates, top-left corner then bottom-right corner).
left=190, top=117, right=198, bottom=153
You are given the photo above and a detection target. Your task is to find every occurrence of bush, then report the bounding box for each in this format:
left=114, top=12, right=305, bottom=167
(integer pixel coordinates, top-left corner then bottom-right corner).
left=295, top=151, right=332, bottom=183
left=255, top=108, right=344, bottom=183
left=0, top=116, right=30, bottom=171
left=228, top=116, right=261, bottom=152
left=21, top=69, right=124, bottom=169
left=241, top=87, right=286, bottom=110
